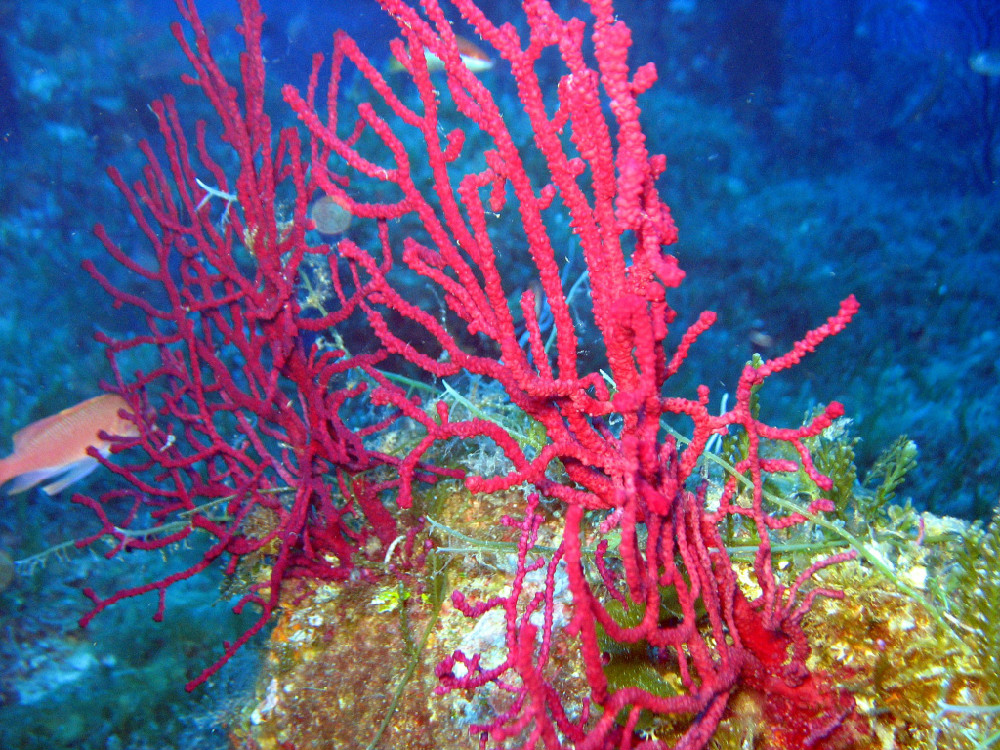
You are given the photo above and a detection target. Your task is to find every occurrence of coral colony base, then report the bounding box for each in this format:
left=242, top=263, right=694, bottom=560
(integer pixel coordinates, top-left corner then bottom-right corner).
left=50, top=0, right=995, bottom=748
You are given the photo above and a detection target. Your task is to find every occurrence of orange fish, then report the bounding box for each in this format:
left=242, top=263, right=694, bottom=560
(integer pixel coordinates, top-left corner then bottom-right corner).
left=390, top=35, right=494, bottom=75
left=0, top=394, right=140, bottom=496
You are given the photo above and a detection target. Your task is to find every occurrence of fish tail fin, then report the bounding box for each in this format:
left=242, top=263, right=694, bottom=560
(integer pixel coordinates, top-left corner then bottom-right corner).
left=0, top=457, right=20, bottom=494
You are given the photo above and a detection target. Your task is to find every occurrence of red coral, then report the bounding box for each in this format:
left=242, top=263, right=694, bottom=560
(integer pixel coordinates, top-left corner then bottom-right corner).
left=285, top=0, right=865, bottom=745
left=80, top=0, right=453, bottom=690
left=80, top=0, right=865, bottom=743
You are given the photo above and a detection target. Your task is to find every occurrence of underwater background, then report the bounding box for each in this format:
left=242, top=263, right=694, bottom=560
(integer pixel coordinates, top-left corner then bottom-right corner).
left=0, top=0, right=997, bottom=747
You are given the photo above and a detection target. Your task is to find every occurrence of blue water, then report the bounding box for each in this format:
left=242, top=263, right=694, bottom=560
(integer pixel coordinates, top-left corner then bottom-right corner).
left=0, top=0, right=997, bottom=747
